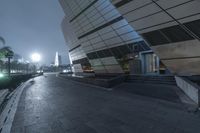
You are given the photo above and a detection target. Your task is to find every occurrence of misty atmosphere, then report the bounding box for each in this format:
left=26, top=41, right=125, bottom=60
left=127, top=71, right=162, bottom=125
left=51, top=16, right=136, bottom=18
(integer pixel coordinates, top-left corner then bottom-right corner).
left=0, top=0, right=200, bottom=133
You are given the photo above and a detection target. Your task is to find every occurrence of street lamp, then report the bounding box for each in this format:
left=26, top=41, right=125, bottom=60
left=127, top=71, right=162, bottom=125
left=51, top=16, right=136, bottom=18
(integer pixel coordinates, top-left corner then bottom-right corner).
left=31, top=53, right=41, bottom=73
left=31, top=53, right=41, bottom=62
left=0, top=72, right=4, bottom=78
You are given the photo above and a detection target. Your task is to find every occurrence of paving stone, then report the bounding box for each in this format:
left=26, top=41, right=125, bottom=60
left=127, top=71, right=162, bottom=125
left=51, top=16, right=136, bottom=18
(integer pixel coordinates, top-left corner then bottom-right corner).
left=10, top=74, right=200, bottom=133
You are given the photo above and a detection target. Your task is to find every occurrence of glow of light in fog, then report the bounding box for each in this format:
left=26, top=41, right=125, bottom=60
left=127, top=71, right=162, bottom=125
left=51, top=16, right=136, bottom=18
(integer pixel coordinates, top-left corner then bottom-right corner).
left=31, top=53, right=41, bottom=62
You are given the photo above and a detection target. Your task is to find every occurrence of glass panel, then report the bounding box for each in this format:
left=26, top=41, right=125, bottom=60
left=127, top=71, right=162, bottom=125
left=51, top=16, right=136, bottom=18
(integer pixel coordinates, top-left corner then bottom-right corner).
left=161, top=25, right=194, bottom=42
left=144, top=53, right=158, bottom=74
left=142, top=30, right=170, bottom=46
left=185, top=19, right=200, bottom=38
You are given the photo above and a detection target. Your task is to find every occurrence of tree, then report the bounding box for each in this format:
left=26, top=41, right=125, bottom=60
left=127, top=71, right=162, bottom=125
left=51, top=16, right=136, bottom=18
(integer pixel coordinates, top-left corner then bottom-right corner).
left=0, top=46, right=14, bottom=76
left=0, top=60, right=3, bottom=72
left=0, top=37, right=6, bottom=58
left=0, top=46, right=13, bottom=56
left=0, top=36, right=5, bottom=46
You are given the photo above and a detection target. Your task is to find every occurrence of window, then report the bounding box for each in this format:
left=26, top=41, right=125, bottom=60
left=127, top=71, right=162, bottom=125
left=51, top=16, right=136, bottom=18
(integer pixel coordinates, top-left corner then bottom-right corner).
left=103, top=49, right=113, bottom=57
left=87, top=52, right=98, bottom=59
left=142, top=24, right=195, bottom=46
left=118, top=45, right=131, bottom=55
left=184, top=19, right=200, bottom=38
left=137, top=41, right=151, bottom=51
left=142, top=30, right=170, bottom=46
left=87, top=49, right=113, bottom=59
left=97, top=50, right=106, bottom=58
left=161, top=25, right=194, bottom=42
left=110, top=47, right=122, bottom=59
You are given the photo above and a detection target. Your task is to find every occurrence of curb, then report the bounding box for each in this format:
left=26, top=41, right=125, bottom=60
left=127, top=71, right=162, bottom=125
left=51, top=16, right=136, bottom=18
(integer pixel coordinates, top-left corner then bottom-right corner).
left=0, top=79, right=31, bottom=133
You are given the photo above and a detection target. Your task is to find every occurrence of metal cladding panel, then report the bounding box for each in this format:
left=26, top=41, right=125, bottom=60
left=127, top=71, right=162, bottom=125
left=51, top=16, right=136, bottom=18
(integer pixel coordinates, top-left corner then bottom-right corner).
left=61, top=17, right=80, bottom=50
left=89, top=57, right=123, bottom=73
left=89, top=59, right=104, bottom=66
left=162, top=58, right=200, bottom=76
left=72, top=64, right=83, bottom=73
left=59, top=0, right=150, bottom=74
left=100, top=57, right=119, bottom=65
left=151, top=40, right=200, bottom=75
left=92, top=66, right=107, bottom=73
left=92, top=64, right=124, bottom=74
left=112, top=0, right=200, bottom=75
left=105, top=65, right=124, bottom=73
left=151, top=40, right=200, bottom=60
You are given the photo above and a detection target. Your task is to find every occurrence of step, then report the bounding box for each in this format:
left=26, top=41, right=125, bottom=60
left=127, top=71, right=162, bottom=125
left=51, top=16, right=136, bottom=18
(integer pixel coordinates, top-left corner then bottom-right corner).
left=127, top=75, right=175, bottom=79
left=127, top=78, right=175, bottom=81
left=127, top=79, right=176, bottom=82
left=125, top=75, right=176, bottom=85
left=126, top=80, right=177, bottom=85
left=126, top=79, right=176, bottom=83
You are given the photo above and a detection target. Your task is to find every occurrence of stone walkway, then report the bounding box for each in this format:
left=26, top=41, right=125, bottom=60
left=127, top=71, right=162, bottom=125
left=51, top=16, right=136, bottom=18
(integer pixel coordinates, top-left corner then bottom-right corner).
left=11, top=74, right=200, bottom=133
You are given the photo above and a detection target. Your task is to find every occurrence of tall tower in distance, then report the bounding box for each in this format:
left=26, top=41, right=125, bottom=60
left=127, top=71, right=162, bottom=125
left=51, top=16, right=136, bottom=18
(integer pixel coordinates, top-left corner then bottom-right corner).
left=54, top=52, right=62, bottom=67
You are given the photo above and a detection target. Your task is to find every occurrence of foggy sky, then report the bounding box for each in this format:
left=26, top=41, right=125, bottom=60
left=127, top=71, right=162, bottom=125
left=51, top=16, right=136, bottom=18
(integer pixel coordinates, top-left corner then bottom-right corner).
left=0, top=0, right=69, bottom=65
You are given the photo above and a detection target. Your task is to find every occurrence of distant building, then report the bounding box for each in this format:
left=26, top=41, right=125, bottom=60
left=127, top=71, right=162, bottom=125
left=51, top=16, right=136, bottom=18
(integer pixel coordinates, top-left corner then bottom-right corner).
left=54, top=52, right=62, bottom=67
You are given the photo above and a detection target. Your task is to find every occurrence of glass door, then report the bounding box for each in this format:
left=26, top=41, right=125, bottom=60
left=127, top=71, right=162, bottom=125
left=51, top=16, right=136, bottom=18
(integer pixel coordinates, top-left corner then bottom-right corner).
left=144, top=53, right=159, bottom=74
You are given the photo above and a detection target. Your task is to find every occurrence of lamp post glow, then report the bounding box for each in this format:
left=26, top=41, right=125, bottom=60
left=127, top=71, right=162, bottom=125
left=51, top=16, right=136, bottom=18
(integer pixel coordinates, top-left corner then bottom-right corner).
left=31, top=53, right=41, bottom=62
left=0, top=73, right=4, bottom=78
left=31, top=53, right=41, bottom=74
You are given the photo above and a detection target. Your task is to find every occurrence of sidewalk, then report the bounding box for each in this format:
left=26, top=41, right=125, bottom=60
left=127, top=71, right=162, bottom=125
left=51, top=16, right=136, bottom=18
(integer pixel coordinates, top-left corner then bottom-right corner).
left=0, top=89, right=9, bottom=109
left=10, top=75, right=200, bottom=133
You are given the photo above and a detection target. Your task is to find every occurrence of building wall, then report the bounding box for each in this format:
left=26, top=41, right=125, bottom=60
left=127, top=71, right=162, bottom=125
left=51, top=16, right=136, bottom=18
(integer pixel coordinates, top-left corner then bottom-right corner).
left=61, top=17, right=87, bottom=65
left=111, top=0, right=200, bottom=76
left=59, top=0, right=150, bottom=74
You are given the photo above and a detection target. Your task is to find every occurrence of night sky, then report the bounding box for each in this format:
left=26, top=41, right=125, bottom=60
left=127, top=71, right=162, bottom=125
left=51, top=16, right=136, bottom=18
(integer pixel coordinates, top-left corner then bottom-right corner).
left=0, top=0, right=69, bottom=65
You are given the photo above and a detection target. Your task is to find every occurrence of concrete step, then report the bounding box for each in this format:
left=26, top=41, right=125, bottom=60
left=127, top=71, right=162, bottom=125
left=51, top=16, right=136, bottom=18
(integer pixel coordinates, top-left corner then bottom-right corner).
left=126, top=80, right=176, bottom=85
left=126, top=75, right=176, bottom=85
left=127, top=79, right=176, bottom=82
left=128, top=76, right=175, bottom=79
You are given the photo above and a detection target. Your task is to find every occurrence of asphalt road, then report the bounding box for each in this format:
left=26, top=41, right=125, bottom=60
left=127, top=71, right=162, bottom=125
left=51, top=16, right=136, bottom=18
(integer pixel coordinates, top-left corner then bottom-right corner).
left=11, top=74, right=200, bottom=133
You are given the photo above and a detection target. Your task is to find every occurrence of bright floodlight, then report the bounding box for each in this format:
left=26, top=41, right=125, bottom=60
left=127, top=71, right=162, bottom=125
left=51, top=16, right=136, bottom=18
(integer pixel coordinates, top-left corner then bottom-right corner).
left=0, top=73, right=4, bottom=78
left=31, top=53, right=41, bottom=62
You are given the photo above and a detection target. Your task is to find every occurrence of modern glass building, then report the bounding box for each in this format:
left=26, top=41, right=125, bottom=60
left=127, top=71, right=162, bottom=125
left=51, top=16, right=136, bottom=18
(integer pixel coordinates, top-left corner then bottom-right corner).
left=111, top=0, right=200, bottom=76
left=59, top=0, right=200, bottom=76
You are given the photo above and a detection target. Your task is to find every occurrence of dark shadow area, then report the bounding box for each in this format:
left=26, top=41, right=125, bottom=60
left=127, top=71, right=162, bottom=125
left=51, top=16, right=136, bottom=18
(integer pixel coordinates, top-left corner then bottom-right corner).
left=0, top=73, right=43, bottom=91
left=186, top=75, right=200, bottom=86
left=59, top=73, right=125, bottom=88
left=0, top=75, right=32, bottom=90
left=114, top=83, right=181, bottom=103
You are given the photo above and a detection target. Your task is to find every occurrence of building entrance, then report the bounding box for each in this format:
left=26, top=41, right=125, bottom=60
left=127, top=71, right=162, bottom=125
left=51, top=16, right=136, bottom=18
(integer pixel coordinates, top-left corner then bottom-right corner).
left=143, top=53, right=159, bottom=74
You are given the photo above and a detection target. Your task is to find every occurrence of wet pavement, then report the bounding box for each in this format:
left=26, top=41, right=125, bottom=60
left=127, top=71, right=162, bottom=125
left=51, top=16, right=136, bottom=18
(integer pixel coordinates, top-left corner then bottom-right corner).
left=11, top=74, right=200, bottom=133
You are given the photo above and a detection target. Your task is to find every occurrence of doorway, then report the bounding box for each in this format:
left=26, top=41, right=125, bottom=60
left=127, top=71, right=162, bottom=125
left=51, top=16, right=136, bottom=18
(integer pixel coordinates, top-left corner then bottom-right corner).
left=143, top=53, right=159, bottom=75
